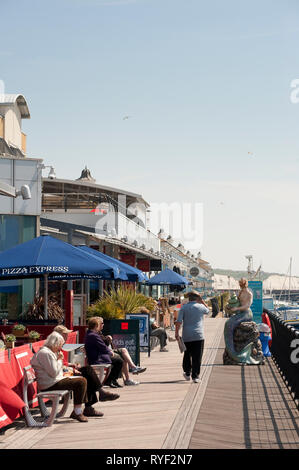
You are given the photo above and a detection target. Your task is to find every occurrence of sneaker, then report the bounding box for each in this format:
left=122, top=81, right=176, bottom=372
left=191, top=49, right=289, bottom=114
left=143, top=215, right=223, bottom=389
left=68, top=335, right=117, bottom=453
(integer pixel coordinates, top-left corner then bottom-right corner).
left=109, top=380, right=123, bottom=388
left=193, top=378, right=201, bottom=384
left=124, top=379, right=139, bottom=386
left=168, top=336, right=177, bottom=342
left=83, top=407, right=104, bottom=417
left=99, top=389, right=120, bottom=401
left=69, top=410, right=88, bottom=422
left=132, top=366, right=147, bottom=375
left=183, top=373, right=191, bottom=381
left=160, top=347, right=169, bottom=352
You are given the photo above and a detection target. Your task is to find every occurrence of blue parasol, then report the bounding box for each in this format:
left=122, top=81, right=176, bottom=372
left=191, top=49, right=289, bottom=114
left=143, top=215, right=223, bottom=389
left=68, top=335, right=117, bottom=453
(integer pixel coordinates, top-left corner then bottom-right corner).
left=76, top=245, right=149, bottom=282
left=146, top=268, right=190, bottom=285
left=0, top=235, right=121, bottom=318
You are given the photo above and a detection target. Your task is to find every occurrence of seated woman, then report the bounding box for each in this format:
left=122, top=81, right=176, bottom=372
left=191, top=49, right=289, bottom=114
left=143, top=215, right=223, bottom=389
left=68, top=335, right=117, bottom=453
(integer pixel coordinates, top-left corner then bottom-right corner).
left=99, top=330, right=146, bottom=386
left=53, top=325, right=119, bottom=403
left=84, top=317, right=123, bottom=389
left=31, top=331, right=96, bottom=422
left=87, top=317, right=146, bottom=387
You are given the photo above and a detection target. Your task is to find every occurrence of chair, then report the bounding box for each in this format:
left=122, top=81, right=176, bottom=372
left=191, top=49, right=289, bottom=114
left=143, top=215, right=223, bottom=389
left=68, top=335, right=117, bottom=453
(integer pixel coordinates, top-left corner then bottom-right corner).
left=23, top=366, right=70, bottom=427
left=90, top=364, right=111, bottom=385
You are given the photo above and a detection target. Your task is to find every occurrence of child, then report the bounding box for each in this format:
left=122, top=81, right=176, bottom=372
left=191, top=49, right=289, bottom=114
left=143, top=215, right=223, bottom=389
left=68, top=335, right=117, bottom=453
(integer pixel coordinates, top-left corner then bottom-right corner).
left=258, top=323, right=272, bottom=357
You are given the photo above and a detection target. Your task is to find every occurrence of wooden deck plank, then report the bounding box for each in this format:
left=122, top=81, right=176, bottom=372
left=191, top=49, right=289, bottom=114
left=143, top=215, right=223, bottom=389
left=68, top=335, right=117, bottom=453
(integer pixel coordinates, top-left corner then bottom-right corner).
left=189, top=335, right=299, bottom=449
left=1, top=317, right=298, bottom=450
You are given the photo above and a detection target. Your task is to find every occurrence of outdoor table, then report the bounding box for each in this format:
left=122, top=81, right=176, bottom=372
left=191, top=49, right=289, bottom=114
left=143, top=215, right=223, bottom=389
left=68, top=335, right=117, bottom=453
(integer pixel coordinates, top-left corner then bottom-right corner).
left=62, top=343, right=85, bottom=366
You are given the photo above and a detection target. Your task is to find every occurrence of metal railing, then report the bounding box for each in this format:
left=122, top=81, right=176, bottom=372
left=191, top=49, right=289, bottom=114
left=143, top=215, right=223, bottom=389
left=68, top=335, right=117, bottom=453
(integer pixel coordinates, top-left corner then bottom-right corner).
left=268, top=310, right=299, bottom=407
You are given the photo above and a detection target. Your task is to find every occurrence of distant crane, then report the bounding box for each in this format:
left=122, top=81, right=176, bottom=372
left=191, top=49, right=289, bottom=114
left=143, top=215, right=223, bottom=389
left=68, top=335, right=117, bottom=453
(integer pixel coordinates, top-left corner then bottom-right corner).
left=252, top=264, right=262, bottom=280
left=245, top=255, right=262, bottom=280
left=245, top=255, right=254, bottom=279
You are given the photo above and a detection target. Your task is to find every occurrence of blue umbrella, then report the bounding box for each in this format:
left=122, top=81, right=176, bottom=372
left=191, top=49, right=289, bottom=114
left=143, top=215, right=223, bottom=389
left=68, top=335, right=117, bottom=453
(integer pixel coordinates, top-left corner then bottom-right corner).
left=146, top=268, right=191, bottom=285
left=0, top=235, right=121, bottom=318
left=77, top=245, right=149, bottom=282
left=0, top=235, right=120, bottom=280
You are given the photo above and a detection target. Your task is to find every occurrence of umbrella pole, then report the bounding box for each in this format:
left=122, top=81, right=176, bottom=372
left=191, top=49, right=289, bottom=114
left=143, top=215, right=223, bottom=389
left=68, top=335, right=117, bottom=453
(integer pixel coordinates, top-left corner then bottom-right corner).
left=44, top=274, right=48, bottom=320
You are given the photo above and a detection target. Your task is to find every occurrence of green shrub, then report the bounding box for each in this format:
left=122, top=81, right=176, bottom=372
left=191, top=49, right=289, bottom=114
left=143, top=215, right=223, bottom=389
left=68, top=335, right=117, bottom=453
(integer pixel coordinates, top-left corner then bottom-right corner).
left=12, top=324, right=26, bottom=331
left=5, top=334, right=16, bottom=342
left=87, top=286, right=156, bottom=321
left=28, top=330, right=40, bottom=339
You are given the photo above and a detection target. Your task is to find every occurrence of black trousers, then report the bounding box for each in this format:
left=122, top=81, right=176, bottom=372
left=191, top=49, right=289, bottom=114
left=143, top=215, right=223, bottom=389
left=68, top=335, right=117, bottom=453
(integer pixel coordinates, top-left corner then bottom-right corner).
left=79, top=365, right=103, bottom=407
left=106, top=353, right=123, bottom=382
left=182, top=340, right=205, bottom=379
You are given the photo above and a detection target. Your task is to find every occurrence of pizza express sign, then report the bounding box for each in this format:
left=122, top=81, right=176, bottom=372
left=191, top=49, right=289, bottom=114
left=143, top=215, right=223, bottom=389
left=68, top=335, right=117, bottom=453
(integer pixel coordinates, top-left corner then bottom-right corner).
left=0, top=266, right=69, bottom=277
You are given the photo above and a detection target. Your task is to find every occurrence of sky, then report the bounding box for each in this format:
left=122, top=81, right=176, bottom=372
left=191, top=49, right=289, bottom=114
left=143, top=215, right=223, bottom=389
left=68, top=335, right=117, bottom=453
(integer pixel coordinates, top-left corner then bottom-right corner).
left=1, top=0, right=299, bottom=274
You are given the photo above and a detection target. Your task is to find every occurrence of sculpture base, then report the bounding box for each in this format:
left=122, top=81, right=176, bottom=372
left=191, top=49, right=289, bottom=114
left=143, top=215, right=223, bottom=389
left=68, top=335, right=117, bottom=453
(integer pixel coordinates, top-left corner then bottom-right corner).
left=223, top=321, right=265, bottom=365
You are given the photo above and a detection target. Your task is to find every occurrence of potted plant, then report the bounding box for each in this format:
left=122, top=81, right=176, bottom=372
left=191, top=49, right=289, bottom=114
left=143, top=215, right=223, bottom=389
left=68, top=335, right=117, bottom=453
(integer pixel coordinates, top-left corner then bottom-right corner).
left=12, top=323, right=26, bottom=337
left=28, top=330, right=41, bottom=343
left=5, top=334, right=16, bottom=349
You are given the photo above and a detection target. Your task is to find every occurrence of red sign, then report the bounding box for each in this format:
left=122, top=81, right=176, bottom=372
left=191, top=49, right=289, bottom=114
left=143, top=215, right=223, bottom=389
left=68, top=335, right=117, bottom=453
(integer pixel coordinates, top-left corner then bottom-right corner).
left=121, top=322, right=129, bottom=330
left=137, top=259, right=150, bottom=272
left=119, top=253, right=136, bottom=267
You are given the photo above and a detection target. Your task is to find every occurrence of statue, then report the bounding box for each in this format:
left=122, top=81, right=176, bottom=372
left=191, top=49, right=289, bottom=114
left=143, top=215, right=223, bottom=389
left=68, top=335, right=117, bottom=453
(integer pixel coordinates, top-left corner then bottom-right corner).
left=224, top=278, right=263, bottom=365
left=76, top=166, right=96, bottom=182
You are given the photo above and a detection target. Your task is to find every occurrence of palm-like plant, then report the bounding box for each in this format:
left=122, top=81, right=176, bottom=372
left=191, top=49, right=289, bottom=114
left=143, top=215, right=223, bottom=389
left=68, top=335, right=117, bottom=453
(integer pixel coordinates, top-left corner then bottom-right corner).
left=25, top=294, right=64, bottom=321
left=87, top=286, right=156, bottom=320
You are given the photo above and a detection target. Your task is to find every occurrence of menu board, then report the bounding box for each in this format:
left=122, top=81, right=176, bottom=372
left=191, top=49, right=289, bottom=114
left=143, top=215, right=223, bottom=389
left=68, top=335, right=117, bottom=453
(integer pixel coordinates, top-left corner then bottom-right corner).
left=102, top=319, right=140, bottom=366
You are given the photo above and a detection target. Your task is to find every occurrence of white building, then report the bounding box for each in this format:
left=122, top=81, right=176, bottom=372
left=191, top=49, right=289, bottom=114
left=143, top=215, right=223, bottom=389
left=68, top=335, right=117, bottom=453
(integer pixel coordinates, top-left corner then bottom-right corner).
left=0, top=93, right=43, bottom=319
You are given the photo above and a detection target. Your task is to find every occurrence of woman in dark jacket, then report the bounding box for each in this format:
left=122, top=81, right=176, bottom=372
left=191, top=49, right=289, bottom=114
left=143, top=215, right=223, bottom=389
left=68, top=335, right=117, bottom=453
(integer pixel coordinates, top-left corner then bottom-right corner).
left=84, top=317, right=124, bottom=388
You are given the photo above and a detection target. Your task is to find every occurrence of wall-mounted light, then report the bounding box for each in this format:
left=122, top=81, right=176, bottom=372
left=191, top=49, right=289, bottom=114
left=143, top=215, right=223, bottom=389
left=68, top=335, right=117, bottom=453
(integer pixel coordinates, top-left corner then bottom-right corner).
left=39, top=164, right=56, bottom=179
left=0, top=181, right=31, bottom=200
left=16, top=185, right=31, bottom=200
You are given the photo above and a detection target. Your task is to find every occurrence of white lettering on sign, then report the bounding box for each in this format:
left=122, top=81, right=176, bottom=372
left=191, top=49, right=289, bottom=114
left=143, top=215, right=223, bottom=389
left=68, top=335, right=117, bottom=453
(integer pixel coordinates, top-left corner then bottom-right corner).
left=1, top=266, right=69, bottom=276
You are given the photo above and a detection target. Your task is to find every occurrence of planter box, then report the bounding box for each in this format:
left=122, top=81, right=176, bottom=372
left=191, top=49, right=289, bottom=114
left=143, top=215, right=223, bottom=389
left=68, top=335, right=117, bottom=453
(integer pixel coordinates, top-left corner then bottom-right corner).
left=5, top=341, right=15, bottom=349
left=12, top=329, right=26, bottom=337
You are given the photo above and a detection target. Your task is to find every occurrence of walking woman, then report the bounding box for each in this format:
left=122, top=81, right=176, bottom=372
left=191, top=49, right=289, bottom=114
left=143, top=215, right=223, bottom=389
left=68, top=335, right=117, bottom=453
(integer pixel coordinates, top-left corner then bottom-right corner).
left=175, top=291, right=210, bottom=383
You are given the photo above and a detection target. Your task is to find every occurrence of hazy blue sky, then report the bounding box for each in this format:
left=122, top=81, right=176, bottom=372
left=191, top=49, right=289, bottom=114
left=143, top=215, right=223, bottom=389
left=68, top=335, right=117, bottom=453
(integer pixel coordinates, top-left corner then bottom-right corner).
left=1, top=0, right=299, bottom=274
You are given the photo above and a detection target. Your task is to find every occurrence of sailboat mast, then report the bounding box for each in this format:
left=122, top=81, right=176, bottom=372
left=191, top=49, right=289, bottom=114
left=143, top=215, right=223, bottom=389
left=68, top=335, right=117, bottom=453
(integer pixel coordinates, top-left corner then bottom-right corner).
left=289, top=257, right=292, bottom=303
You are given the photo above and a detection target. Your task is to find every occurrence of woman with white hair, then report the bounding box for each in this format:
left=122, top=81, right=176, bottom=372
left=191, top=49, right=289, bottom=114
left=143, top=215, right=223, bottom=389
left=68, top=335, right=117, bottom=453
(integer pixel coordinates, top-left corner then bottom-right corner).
left=30, top=331, right=91, bottom=422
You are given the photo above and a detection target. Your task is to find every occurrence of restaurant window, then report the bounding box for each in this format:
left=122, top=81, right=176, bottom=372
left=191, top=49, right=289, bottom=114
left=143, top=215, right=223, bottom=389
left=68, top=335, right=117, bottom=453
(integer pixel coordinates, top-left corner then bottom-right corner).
left=0, top=215, right=37, bottom=320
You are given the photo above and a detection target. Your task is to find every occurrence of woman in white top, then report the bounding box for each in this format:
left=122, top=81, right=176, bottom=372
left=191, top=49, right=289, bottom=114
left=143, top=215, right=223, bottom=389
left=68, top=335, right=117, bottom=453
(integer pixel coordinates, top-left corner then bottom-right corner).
left=31, top=331, right=91, bottom=422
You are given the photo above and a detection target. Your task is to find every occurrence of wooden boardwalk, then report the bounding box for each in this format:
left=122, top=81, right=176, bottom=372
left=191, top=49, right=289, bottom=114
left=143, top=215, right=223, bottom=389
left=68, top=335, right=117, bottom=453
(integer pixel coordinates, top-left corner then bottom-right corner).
left=0, top=317, right=298, bottom=449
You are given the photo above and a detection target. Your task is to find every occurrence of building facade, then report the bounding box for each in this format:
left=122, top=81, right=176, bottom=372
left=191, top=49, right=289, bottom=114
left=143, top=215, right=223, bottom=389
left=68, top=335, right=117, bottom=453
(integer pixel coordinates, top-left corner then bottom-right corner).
left=0, top=94, right=43, bottom=319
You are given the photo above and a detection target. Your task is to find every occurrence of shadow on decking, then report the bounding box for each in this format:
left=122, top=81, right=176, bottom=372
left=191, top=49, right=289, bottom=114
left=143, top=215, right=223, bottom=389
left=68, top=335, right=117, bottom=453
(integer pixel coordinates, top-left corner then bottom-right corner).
left=241, top=358, right=299, bottom=449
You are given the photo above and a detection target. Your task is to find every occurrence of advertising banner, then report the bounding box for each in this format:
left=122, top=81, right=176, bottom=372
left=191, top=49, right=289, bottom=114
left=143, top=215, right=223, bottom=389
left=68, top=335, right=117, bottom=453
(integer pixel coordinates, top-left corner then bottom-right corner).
left=125, top=312, right=150, bottom=357
left=248, top=281, right=263, bottom=323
